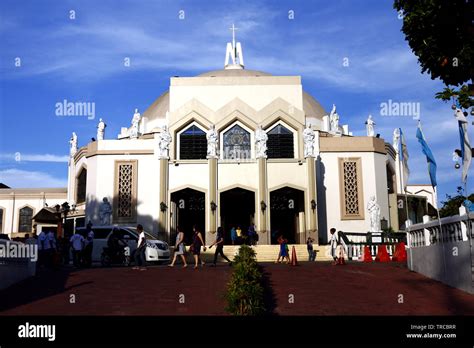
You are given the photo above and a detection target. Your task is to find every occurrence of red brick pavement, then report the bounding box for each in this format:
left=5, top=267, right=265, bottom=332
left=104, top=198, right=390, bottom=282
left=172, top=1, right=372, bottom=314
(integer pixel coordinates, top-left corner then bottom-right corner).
left=1, top=262, right=473, bottom=315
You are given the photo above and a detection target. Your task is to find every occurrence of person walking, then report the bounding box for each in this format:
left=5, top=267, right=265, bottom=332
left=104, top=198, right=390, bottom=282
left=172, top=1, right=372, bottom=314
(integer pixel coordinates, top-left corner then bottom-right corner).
left=247, top=223, right=256, bottom=245
left=190, top=225, right=206, bottom=269
left=307, top=237, right=316, bottom=261
left=275, top=235, right=290, bottom=264
left=37, top=230, right=47, bottom=268
left=70, top=232, right=85, bottom=268
left=209, top=226, right=232, bottom=267
left=230, top=226, right=237, bottom=245
left=329, top=228, right=338, bottom=265
left=45, top=230, right=57, bottom=268
left=133, top=224, right=147, bottom=271
left=83, top=224, right=94, bottom=267
left=168, top=226, right=187, bottom=268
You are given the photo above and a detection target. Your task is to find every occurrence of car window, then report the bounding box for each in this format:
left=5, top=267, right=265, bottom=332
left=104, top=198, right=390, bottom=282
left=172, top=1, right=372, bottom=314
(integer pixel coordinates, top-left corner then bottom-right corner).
left=93, top=228, right=112, bottom=239
left=119, top=229, right=137, bottom=241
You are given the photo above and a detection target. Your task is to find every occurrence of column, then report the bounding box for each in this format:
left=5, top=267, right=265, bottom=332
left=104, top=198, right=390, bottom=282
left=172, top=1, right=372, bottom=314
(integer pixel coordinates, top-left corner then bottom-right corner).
left=208, top=157, right=218, bottom=244
left=258, top=157, right=269, bottom=244
left=159, top=158, right=169, bottom=241
left=307, top=156, right=318, bottom=243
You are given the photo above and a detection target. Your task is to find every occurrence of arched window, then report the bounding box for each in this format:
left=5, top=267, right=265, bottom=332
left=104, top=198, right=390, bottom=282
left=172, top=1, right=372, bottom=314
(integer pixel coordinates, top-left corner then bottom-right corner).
left=223, top=124, right=251, bottom=159
left=267, top=124, right=294, bottom=158
left=179, top=124, right=207, bottom=159
left=76, top=168, right=87, bottom=204
left=0, top=207, right=4, bottom=233
left=18, top=206, right=33, bottom=232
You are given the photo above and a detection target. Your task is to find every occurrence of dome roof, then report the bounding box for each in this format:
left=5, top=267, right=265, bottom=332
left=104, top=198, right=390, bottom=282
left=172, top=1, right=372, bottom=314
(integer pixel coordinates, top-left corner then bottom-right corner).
left=142, top=69, right=327, bottom=122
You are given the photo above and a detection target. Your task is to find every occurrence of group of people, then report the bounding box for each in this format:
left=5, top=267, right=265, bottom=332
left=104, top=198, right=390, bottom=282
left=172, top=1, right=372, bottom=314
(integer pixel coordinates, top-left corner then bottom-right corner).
left=69, top=223, right=95, bottom=268
left=169, top=225, right=232, bottom=269
left=230, top=223, right=259, bottom=245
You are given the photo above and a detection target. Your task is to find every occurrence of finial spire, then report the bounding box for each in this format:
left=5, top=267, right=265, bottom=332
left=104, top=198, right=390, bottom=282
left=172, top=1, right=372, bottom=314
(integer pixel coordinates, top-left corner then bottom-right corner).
left=225, top=23, right=244, bottom=69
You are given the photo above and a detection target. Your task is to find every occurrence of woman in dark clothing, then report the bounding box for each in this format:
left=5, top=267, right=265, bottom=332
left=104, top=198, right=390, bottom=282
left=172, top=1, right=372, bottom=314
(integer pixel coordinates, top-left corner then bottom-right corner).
left=191, top=225, right=206, bottom=269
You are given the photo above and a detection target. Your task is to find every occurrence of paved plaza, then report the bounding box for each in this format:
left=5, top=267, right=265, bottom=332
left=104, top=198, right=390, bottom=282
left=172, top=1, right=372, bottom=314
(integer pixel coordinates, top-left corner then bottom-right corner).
left=1, top=262, right=473, bottom=316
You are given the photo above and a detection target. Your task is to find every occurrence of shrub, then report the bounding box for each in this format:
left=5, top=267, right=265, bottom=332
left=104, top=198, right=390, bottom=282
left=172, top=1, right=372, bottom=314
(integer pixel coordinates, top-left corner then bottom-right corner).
left=225, top=245, right=265, bottom=315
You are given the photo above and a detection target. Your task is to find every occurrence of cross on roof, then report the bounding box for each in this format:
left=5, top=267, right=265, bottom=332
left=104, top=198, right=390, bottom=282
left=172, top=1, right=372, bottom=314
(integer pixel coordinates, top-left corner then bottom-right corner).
left=229, top=23, right=238, bottom=47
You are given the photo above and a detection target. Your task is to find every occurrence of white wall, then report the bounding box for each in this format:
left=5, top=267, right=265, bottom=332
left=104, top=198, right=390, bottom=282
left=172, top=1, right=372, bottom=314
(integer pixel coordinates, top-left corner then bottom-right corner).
left=318, top=151, right=390, bottom=239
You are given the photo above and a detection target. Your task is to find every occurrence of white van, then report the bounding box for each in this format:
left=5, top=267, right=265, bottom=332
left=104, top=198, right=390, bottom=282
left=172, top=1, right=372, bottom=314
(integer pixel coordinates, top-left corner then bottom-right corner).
left=74, top=226, right=170, bottom=263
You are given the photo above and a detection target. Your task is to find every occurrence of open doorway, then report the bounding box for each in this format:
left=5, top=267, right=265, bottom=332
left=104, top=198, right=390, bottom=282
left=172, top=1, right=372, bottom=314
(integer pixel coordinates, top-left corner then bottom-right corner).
left=170, top=188, right=205, bottom=245
left=270, top=187, right=305, bottom=244
left=220, top=187, right=255, bottom=244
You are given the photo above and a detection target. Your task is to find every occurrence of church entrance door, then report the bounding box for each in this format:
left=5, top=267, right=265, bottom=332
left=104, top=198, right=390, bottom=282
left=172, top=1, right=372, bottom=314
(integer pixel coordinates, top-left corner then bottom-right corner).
left=270, top=187, right=305, bottom=244
left=220, top=188, right=255, bottom=244
left=170, top=188, right=205, bottom=245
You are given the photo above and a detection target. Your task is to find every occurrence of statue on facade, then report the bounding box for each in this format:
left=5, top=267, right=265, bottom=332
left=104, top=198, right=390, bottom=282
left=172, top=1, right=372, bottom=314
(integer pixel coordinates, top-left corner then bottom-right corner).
left=329, top=104, right=340, bottom=133
left=97, top=118, right=106, bottom=140
left=157, top=125, right=172, bottom=159
left=69, top=132, right=78, bottom=157
left=392, top=128, right=400, bottom=151
left=367, top=196, right=381, bottom=232
left=365, top=114, right=375, bottom=137
left=303, top=124, right=315, bottom=158
left=207, top=124, right=219, bottom=158
left=99, top=197, right=112, bottom=225
left=130, top=108, right=141, bottom=139
left=255, top=125, right=268, bottom=159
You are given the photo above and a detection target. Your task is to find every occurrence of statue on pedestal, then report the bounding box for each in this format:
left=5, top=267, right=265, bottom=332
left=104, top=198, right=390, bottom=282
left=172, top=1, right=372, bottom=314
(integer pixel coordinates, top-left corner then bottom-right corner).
left=69, top=132, right=78, bottom=157
left=157, top=125, right=172, bottom=159
left=255, top=125, right=268, bottom=159
left=207, top=125, right=218, bottom=158
left=365, top=115, right=375, bottom=137
left=393, top=128, right=400, bottom=151
left=99, top=197, right=112, bottom=225
left=97, top=118, right=106, bottom=140
left=367, top=196, right=381, bottom=232
left=130, top=108, right=141, bottom=139
left=329, top=104, right=340, bottom=133
left=303, top=124, right=315, bottom=158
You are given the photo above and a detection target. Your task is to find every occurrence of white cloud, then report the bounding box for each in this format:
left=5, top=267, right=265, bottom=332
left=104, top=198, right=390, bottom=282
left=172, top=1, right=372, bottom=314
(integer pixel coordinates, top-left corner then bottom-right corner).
left=0, top=153, right=69, bottom=163
left=0, top=169, right=67, bottom=188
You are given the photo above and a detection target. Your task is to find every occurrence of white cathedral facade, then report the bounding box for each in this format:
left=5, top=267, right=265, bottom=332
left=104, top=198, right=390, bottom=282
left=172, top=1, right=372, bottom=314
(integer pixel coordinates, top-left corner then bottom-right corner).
left=0, top=31, right=436, bottom=244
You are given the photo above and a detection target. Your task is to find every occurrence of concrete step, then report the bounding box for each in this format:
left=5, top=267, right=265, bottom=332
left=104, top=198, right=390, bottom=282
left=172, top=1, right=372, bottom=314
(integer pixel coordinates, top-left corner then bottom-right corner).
left=172, top=244, right=334, bottom=262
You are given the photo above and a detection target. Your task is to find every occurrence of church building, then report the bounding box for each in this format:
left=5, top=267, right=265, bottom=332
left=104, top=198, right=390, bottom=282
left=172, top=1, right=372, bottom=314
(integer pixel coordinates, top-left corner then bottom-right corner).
left=1, top=28, right=436, bottom=244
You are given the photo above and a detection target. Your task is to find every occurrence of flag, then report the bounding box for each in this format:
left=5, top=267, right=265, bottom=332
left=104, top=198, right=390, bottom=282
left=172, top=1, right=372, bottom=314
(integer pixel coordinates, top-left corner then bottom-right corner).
left=455, top=108, right=472, bottom=184
left=399, top=128, right=410, bottom=191
left=416, top=122, right=437, bottom=188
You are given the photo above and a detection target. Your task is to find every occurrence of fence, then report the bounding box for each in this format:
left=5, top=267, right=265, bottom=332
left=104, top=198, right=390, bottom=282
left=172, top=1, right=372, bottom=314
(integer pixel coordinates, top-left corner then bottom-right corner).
left=341, top=231, right=406, bottom=260
left=406, top=210, right=474, bottom=294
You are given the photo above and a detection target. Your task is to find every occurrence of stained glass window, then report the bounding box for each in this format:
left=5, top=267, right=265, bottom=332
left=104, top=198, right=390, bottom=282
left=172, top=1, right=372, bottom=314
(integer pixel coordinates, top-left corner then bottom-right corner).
left=223, top=124, right=251, bottom=159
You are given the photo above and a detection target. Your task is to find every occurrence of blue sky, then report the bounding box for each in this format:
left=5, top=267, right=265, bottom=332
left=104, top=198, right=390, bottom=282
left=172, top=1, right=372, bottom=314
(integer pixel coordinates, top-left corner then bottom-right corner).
left=0, top=0, right=472, bottom=205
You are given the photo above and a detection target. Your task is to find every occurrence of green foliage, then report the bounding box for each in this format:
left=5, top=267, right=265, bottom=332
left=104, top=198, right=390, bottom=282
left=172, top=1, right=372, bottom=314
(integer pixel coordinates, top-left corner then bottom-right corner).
left=394, top=0, right=474, bottom=109
left=225, top=245, right=265, bottom=316
left=439, top=186, right=474, bottom=217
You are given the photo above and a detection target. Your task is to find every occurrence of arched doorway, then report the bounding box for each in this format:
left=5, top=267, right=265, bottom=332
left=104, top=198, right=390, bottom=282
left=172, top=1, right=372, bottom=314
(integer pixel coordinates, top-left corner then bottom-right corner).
left=220, top=187, right=255, bottom=244
left=170, top=188, right=205, bottom=245
left=270, top=187, right=305, bottom=244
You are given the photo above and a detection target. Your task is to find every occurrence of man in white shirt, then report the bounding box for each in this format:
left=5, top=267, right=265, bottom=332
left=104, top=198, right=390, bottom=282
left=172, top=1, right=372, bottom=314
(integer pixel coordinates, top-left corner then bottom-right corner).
left=70, top=233, right=85, bottom=268
left=133, top=224, right=147, bottom=271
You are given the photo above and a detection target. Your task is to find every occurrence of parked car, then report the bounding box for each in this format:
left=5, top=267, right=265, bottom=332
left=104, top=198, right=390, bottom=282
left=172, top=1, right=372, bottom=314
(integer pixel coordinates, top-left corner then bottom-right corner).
left=74, top=226, right=170, bottom=264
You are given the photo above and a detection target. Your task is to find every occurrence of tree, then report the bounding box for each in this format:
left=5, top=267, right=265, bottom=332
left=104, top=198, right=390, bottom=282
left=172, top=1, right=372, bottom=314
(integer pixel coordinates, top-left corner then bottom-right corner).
left=394, top=0, right=474, bottom=109
left=439, top=186, right=474, bottom=217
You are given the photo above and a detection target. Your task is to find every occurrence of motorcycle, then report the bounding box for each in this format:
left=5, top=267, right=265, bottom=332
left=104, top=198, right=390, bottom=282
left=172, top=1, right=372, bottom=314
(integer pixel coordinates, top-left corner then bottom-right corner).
left=100, top=246, right=131, bottom=267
